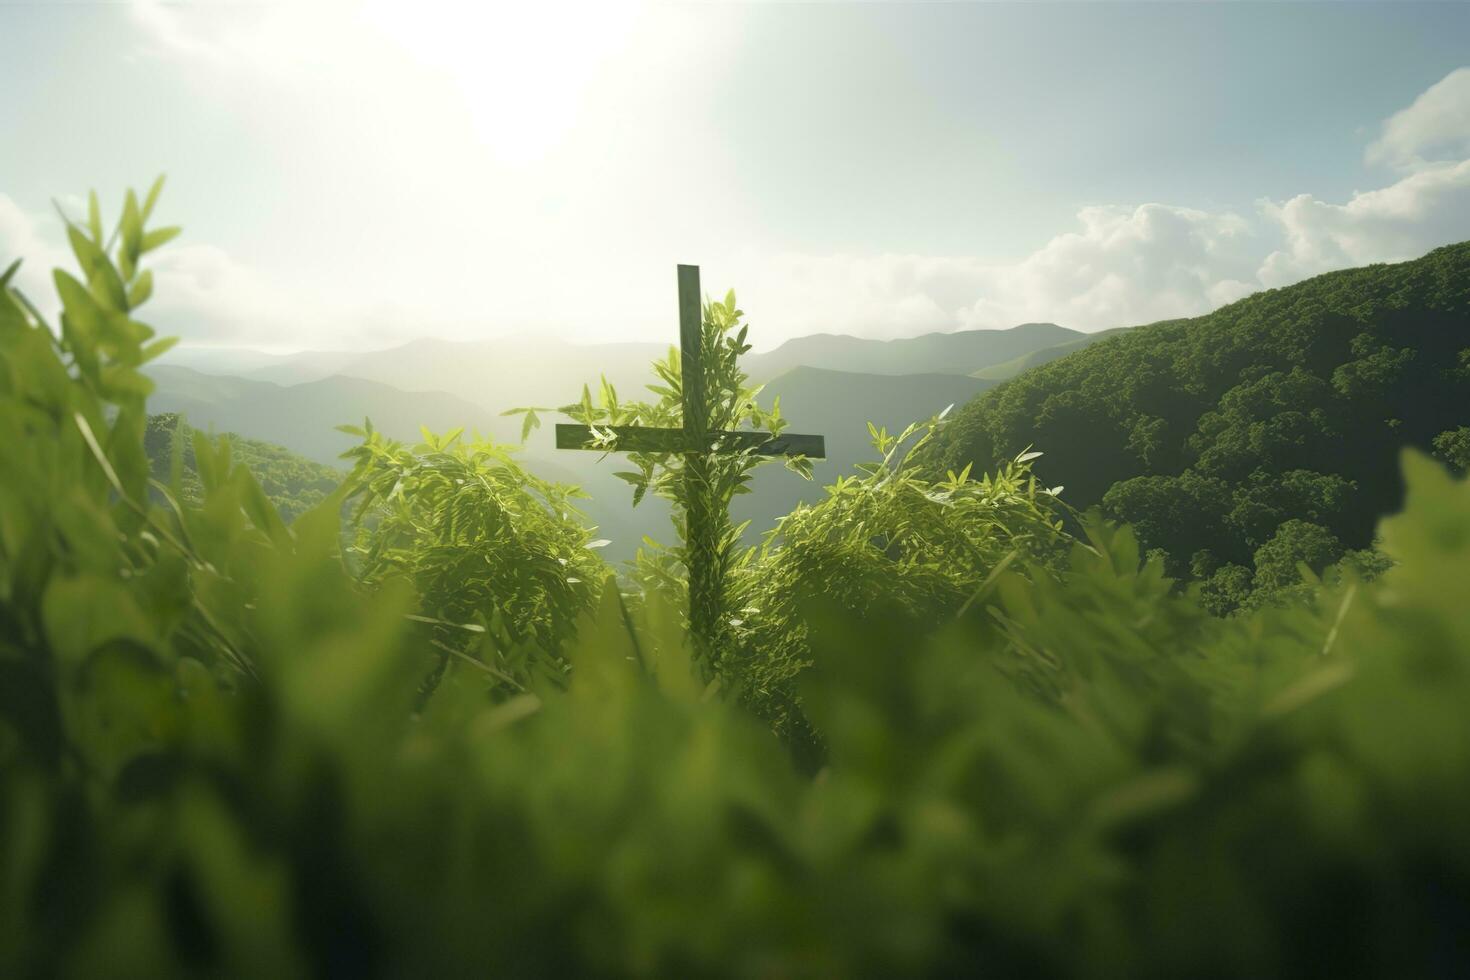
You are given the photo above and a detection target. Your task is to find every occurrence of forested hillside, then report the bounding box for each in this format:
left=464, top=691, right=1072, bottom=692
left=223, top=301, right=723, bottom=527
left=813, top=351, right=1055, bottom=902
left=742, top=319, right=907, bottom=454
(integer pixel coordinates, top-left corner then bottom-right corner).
left=924, top=242, right=1470, bottom=611
left=143, top=414, right=342, bottom=521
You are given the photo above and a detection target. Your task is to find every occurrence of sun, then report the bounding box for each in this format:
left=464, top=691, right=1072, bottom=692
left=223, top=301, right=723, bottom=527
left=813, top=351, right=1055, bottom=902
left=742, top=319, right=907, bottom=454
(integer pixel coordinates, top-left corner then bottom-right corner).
left=360, top=0, right=644, bottom=167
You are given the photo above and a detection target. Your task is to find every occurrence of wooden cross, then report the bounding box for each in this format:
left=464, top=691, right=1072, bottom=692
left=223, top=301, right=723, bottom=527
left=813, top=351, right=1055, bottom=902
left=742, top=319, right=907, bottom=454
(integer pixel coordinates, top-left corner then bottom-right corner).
left=555, top=264, right=825, bottom=660
left=553, top=265, right=825, bottom=461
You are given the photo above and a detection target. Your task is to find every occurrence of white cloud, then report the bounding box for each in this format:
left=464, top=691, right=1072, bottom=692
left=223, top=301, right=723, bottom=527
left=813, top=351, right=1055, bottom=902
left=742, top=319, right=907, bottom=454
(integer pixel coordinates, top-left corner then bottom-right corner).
left=745, top=203, right=1261, bottom=339
left=1367, top=67, right=1470, bottom=172
left=128, top=0, right=358, bottom=76
left=752, top=67, right=1470, bottom=340
left=1257, top=158, right=1470, bottom=287
left=961, top=204, right=1259, bottom=330
left=145, top=242, right=312, bottom=344
left=145, top=242, right=467, bottom=348
left=0, top=200, right=403, bottom=348
left=0, top=194, right=73, bottom=317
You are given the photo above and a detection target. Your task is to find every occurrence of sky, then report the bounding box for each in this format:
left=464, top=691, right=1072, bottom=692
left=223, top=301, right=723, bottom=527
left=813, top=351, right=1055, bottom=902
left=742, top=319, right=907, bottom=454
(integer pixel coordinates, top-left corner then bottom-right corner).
left=2, top=0, right=1469, bottom=351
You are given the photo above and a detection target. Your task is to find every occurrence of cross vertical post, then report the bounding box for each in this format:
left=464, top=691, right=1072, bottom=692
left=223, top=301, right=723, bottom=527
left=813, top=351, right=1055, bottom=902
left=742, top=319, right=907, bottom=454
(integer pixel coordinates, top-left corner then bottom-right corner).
left=678, top=264, right=720, bottom=663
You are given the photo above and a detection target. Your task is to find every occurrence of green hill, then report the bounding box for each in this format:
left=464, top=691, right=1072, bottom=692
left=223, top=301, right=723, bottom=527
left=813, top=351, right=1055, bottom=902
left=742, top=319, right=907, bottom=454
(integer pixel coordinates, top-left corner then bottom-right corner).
left=143, top=414, right=344, bottom=522
left=145, top=364, right=510, bottom=463
left=970, top=327, right=1128, bottom=381
left=923, top=242, right=1470, bottom=610
left=742, top=322, right=1080, bottom=380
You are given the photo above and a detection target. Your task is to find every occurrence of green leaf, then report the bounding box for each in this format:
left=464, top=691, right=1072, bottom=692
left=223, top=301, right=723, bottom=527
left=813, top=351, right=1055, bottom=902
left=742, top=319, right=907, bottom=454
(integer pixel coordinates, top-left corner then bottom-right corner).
left=121, top=190, right=144, bottom=267
left=73, top=411, right=127, bottom=499
left=237, top=463, right=292, bottom=547
left=141, top=174, right=166, bottom=223
left=140, top=336, right=178, bottom=363
left=54, top=269, right=105, bottom=342
left=0, top=257, right=20, bottom=288
left=168, top=412, right=187, bottom=492
left=42, top=574, right=157, bottom=666
left=87, top=190, right=103, bottom=244
left=140, top=226, right=182, bottom=253
left=127, top=269, right=154, bottom=308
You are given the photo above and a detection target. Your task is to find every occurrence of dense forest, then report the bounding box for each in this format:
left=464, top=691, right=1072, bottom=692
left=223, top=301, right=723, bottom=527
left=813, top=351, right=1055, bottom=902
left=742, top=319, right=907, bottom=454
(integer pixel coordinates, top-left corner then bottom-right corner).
left=922, top=243, right=1470, bottom=612
left=4, top=187, right=1470, bottom=977
left=144, top=414, right=342, bottom=521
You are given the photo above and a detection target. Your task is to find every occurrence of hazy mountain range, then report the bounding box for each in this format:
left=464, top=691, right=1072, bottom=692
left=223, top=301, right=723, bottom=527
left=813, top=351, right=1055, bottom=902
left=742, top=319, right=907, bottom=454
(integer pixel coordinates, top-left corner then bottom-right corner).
left=148, top=322, right=1107, bottom=559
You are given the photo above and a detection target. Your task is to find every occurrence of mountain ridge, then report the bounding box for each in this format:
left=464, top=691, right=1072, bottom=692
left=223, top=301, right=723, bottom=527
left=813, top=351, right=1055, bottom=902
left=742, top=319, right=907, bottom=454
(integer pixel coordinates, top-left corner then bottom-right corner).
left=157, top=321, right=1088, bottom=402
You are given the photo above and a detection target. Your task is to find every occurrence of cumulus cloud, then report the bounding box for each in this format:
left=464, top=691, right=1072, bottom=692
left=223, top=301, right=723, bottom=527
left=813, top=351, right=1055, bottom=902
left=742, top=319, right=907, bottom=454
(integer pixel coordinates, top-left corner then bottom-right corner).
left=756, top=67, right=1470, bottom=339
left=145, top=243, right=314, bottom=344
left=749, top=203, right=1261, bottom=338
left=961, top=204, right=1259, bottom=330
left=0, top=194, right=73, bottom=317
left=128, top=0, right=353, bottom=76
left=0, top=188, right=305, bottom=344
left=1258, top=159, right=1470, bottom=286
left=145, top=243, right=457, bottom=348
left=1367, top=67, right=1470, bottom=172
left=0, top=200, right=401, bottom=348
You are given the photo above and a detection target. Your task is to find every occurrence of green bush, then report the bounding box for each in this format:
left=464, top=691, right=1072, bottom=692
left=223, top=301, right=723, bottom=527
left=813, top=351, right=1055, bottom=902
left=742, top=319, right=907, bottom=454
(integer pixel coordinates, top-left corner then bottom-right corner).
left=342, top=423, right=608, bottom=698
left=726, top=423, right=1069, bottom=746
left=4, top=185, right=1470, bottom=978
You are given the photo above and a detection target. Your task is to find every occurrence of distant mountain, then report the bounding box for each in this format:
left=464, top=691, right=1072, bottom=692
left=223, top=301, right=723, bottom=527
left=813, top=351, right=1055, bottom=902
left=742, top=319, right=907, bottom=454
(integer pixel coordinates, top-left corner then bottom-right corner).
left=145, top=365, right=506, bottom=464
left=155, top=346, right=318, bottom=376
left=757, top=367, right=993, bottom=464
left=146, top=358, right=989, bottom=562
left=157, top=323, right=1079, bottom=412
left=971, top=327, right=1129, bottom=381
left=742, top=322, right=1081, bottom=380
left=726, top=367, right=997, bottom=535
left=237, top=337, right=669, bottom=413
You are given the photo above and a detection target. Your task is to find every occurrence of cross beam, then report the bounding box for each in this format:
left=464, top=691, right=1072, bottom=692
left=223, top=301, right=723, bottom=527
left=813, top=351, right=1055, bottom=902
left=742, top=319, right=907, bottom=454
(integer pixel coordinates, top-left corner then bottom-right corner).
left=554, top=424, right=825, bottom=458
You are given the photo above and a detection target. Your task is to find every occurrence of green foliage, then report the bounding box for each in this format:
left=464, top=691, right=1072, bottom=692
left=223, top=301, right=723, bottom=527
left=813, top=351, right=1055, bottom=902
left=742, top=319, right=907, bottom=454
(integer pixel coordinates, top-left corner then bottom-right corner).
left=340, top=423, right=607, bottom=697
left=143, top=413, right=342, bottom=521
left=7, top=184, right=1470, bottom=978
left=1434, top=425, right=1470, bottom=473
left=725, top=420, right=1070, bottom=744
left=924, top=243, right=1470, bottom=600
left=1249, top=518, right=1345, bottom=594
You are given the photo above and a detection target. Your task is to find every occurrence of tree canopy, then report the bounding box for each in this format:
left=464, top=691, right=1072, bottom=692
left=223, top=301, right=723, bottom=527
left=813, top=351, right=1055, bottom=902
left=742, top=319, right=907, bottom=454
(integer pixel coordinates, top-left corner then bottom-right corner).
left=922, top=241, right=1470, bottom=610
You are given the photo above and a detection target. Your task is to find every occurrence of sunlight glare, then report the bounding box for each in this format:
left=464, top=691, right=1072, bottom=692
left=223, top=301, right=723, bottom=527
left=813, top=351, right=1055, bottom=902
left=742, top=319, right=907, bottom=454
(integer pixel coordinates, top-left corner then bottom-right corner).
left=362, top=0, right=644, bottom=167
